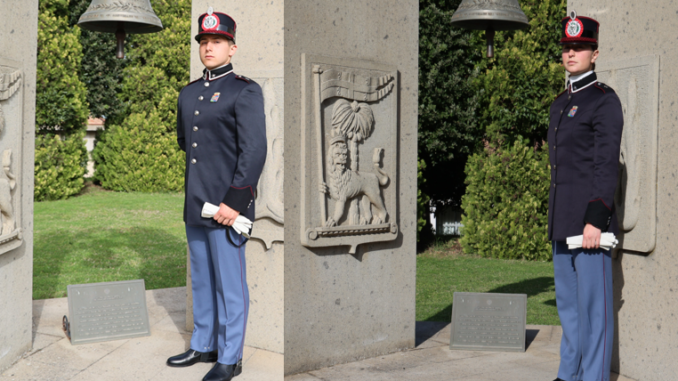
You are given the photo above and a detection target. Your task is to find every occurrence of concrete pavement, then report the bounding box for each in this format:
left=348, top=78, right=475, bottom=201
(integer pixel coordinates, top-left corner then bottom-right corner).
left=0, top=287, right=282, bottom=381
left=286, top=322, right=635, bottom=381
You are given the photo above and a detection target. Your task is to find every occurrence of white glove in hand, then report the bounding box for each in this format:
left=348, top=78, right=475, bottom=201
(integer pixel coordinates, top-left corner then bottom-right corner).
left=201, top=202, right=252, bottom=237
left=566, top=232, right=618, bottom=251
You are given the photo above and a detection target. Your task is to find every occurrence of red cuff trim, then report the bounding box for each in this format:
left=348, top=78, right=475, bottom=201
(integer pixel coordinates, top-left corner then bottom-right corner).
left=590, top=198, right=610, bottom=210
left=231, top=185, right=254, bottom=197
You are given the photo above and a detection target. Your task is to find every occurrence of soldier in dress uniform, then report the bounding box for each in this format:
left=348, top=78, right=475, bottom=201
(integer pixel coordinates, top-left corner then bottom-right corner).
left=166, top=8, right=266, bottom=381
left=548, top=11, right=623, bottom=381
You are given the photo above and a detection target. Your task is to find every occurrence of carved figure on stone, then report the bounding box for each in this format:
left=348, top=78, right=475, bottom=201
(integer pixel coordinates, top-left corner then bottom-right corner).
left=0, top=150, right=16, bottom=236
left=320, top=136, right=388, bottom=227
left=330, top=99, right=375, bottom=224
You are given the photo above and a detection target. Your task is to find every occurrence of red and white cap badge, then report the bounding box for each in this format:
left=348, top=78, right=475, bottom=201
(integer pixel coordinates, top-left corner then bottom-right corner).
left=565, top=11, right=584, bottom=38
left=202, top=7, right=220, bottom=31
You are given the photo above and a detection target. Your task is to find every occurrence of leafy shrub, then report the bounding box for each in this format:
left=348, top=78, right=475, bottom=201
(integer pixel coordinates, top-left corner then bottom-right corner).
left=417, top=159, right=431, bottom=241
left=92, top=112, right=184, bottom=192
left=35, top=133, right=87, bottom=201
left=460, top=141, right=551, bottom=261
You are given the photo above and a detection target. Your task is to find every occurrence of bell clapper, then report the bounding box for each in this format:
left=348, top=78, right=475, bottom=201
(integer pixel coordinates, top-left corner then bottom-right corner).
left=485, top=28, right=495, bottom=58
left=115, top=27, right=126, bottom=59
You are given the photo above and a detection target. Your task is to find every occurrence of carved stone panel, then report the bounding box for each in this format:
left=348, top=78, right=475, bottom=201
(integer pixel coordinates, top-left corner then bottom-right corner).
left=0, top=57, right=24, bottom=256
left=596, top=55, right=659, bottom=254
left=251, top=76, right=284, bottom=250
left=300, top=54, right=399, bottom=254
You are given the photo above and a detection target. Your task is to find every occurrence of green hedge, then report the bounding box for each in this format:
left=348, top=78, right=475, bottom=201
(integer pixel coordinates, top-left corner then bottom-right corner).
left=460, top=141, right=551, bottom=261
left=35, top=133, right=87, bottom=201
left=92, top=112, right=184, bottom=192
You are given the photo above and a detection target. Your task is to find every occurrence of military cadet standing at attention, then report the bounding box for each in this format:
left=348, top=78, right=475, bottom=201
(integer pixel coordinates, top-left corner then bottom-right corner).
left=548, top=11, right=623, bottom=381
left=165, top=7, right=267, bottom=381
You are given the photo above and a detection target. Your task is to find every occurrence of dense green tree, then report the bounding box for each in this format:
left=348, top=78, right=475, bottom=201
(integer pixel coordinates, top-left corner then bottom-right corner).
left=35, top=0, right=89, bottom=200
left=36, top=0, right=89, bottom=133
left=459, top=0, right=566, bottom=259
left=418, top=0, right=483, bottom=241
left=67, top=0, right=126, bottom=124
left=92, top=0, right=190, bottom=191
left=472, top=0, right=566, bottom=145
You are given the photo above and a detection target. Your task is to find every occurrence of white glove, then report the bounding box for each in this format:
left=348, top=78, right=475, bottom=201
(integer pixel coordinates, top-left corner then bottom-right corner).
left=566, top=232, right=618, bottom=251
left=201, top=202, right=252, bottom=237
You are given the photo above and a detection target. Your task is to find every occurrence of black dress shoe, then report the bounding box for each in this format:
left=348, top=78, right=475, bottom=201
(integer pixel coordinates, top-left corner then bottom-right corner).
left=166, top=349, right=218, bottom=367
left=203, top=359, right=242, bottom=381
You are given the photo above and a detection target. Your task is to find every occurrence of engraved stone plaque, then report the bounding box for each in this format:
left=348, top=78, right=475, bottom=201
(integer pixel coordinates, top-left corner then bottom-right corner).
left=596, top=55, right=659, bottom=254
left=299, top=54, right=399, bottom=254
left=450, top=292, right=526, bottom=352
left=67, top=280, right=151, bottom=345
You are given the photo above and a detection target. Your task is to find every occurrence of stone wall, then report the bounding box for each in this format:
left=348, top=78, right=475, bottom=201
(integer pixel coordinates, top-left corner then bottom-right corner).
left=0, top=0, right=38, bottom=372
left=187, top=0, right=284, bottom=354
left=284, top=0, right=419, bottom=374
left=569, top=1, right=678, bottom=380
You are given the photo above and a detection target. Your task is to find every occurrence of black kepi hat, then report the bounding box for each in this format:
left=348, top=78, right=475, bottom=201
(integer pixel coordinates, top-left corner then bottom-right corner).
left=559, top=11, right=599, bottom=45
left=195, top=7, right=236, bottom=43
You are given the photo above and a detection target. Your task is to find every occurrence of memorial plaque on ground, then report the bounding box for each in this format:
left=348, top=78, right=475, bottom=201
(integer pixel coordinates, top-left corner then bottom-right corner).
left=66, top=279, right=151, bottom=345
left=450, top=292, right=526, bottom=352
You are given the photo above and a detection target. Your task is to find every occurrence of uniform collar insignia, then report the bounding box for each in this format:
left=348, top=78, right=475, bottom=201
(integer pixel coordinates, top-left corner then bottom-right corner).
left=569, top=72, right=597, bottom=94
left=203, top=63, right=233, bottom=81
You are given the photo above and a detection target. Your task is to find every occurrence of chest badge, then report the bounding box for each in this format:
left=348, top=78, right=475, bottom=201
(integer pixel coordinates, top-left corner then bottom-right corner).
left=567, top=106, right=578, bottom=117
left=210, top=92, right=221, bottom=103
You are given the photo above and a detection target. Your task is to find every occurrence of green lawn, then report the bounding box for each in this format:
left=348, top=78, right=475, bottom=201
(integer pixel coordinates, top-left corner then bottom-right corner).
left=33, top=186, right=187, bottom=300
left=416, top=238, right=560, bottom=326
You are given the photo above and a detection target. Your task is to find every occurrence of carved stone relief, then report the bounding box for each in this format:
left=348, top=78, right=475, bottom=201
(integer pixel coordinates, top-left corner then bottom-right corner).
left=596, top=55, right=659, bottom=254
left=0, top=58, right=24, bottom=255
left=251, top=76, right=283, bottom=250
left=300, top=54, right=399, bottom=254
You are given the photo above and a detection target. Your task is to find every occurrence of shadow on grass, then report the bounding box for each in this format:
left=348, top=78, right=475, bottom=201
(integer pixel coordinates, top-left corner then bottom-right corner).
left=423, top=277, right=556, bottom=323
left=33, top=227, right=186, bottom=300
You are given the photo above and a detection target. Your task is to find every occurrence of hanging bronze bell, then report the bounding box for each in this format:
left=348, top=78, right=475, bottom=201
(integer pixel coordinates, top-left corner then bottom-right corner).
left=77, top=0, right=164, bottom=59
left=451, top=0, right=529, bottom=58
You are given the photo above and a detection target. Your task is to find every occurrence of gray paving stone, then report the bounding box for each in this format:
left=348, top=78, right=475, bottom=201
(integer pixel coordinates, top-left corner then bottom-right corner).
left=1, top=287, right=282, bottom=381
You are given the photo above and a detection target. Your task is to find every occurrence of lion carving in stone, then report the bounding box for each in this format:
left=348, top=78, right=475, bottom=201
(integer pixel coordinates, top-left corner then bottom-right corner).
left=320, top=136, right=389, bottom=227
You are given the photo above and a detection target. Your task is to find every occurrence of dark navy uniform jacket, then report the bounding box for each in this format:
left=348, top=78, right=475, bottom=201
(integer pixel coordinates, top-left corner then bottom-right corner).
left=547, top=72, right=623, bottom=241
left=177, top=63, right=267, bottom=228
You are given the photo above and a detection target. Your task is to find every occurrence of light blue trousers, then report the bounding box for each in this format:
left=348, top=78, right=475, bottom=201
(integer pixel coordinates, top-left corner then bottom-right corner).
left=553, top=241, right=613, bottom=381
left=186, top=225, right=249, bottom=365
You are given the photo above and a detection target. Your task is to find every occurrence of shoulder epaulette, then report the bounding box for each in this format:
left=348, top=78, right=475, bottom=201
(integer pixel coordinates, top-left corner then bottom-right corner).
left=187, top=78, right=201, bottom=86
left=555, top=89, right=568, bottom=98
left=235, top=74, right=251, bottom=83
left=594, top=82, right=614, bottom=94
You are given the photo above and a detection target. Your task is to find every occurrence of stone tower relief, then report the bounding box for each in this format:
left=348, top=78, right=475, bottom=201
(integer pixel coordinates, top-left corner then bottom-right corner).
left=300, top=54, right=399, bottom=254
left=597, top=55, right=659, bottom=254
left=0, top=58, right=24, bottom=255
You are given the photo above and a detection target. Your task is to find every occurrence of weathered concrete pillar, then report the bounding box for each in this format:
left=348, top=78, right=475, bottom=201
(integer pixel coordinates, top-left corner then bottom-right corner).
left=570, top=1, right=678, bottom=380
left=0, top=0, right=38, bottom=372
left=284, top=0, right=419, bottom=374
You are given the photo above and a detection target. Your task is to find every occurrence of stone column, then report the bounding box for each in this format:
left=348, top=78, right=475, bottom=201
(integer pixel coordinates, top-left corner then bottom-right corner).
left=187, top=0, right=284, bottom=354
left=569, top=1, right=678, bottom=380
left=0, top=0, right=38, bottom=373
left=284, top=0, right=419, bottom=374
